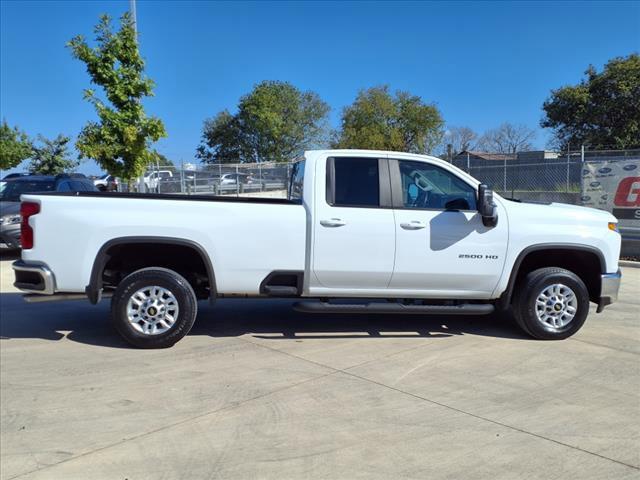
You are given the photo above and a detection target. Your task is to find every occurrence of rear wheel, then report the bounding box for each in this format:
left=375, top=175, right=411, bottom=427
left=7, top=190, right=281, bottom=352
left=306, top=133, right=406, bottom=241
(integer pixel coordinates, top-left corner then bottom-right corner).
left=513, top=267, right=589, bottom=340
left=111, top=267, right=197, bottom=348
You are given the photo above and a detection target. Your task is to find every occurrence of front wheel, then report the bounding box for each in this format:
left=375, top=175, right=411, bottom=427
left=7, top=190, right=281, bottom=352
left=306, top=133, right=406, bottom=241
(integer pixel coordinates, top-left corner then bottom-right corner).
left=513, top=267, right=590, bottom=340
left=111, top=267, right=198, bottom=348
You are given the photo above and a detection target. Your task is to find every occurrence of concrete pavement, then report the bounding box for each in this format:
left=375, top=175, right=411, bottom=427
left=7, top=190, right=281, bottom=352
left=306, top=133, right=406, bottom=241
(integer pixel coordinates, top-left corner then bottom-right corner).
left=1, top=253, right=638, bottom=479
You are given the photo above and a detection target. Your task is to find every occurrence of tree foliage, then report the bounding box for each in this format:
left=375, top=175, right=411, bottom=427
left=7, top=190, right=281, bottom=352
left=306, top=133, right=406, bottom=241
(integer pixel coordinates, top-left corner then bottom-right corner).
left=28, top=134, right=78, bottom=175
left=542, top=54, right=640, bottom=149
left=198, top=81, right=330, bottom=163
left=333, top=86, right=444, bottom=154
left=476, top=123, right=536, bottom=153
left=68, top=13, right=167, bottom=180
left=0, top=120, right=32, bottom=170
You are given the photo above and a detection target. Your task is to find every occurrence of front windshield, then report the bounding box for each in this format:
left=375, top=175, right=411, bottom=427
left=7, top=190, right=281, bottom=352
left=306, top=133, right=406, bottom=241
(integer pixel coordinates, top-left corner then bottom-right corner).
left=0, top=180, right=55, bottom=202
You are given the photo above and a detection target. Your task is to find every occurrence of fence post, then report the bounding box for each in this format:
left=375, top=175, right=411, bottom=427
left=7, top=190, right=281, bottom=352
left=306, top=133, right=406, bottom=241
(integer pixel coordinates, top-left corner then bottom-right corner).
left=180, top=160, right=184, bottom=194
left=236, top=165, right=239, bottom=196
left=503, top=158, right=507, bottom=193
left=566, top=147, right=571, bottom=192
left=579, top=145, right=585, bottom=204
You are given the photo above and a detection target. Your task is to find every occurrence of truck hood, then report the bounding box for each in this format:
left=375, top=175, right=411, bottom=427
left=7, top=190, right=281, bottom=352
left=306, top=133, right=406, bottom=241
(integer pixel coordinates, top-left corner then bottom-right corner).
left=500, top=198, right=617, bottom=225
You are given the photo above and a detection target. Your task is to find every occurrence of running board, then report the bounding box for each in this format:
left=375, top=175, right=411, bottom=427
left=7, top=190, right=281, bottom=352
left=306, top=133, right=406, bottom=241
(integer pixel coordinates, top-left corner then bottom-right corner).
left=23, top=292, right=113, bottom=303
left=293, top=302, right=494, bottom=315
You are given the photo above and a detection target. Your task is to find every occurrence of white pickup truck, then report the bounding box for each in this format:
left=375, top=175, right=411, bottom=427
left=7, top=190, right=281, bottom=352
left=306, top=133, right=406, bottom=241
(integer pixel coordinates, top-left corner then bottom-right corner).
left=13, top=150, right=622, bottom=348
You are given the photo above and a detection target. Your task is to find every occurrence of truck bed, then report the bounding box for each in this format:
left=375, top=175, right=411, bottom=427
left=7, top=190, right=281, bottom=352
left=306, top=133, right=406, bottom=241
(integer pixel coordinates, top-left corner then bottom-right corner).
left=33, top=191, right=299, bottom=205
left=20, top=191, right=307, bottom=295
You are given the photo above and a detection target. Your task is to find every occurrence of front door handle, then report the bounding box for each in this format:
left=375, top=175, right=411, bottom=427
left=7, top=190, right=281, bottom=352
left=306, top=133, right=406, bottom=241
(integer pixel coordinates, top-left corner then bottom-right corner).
left=320, top=218, right=347, bottom=228
left=400, top=221, right=426, bottom=230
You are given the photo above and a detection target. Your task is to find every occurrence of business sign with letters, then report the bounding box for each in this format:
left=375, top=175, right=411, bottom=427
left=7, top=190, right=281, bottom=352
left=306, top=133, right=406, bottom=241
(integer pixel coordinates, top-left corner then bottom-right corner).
left=582, top=159, right=640, bottom=228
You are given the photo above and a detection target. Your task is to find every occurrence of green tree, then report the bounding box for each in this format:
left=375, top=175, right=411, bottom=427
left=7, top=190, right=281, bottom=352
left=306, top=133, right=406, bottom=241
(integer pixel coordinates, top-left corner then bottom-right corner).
left=0, top=120, right=32, bottom=170
left=333, top=86, right=444, bottom=154
left=542, top=54, right=640, bottom=149
left=68, top=13, right=167, bottom=180
left=28, top=134, right=78, bottom=175
left=197, top=81, right=330, bottom=163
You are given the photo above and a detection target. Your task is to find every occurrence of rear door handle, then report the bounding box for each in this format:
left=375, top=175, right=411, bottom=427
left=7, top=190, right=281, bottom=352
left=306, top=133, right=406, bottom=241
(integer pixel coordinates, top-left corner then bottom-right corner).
left=400, top=221, right=426, bottom=230
left=320, top=218, right=347, bottom=228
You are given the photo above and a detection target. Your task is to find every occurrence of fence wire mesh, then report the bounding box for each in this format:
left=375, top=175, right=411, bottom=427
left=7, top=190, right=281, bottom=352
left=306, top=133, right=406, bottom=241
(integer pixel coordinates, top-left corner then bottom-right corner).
left=137, top=161, right=293, bottom=198
left=128, top=150, right=640, bottom=213
left=452, top=149, right=640, bottom=206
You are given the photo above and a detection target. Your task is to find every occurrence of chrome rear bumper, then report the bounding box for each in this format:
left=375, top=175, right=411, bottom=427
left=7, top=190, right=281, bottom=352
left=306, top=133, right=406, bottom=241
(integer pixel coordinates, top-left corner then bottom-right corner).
left=597, top=269, right=622, bottom=313
left=12, top=260, right=56, bottom=295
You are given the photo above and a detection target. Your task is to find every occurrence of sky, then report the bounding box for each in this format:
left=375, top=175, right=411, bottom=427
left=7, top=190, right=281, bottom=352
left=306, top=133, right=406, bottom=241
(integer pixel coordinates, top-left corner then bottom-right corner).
left=1, top=0, right=639, bottom=175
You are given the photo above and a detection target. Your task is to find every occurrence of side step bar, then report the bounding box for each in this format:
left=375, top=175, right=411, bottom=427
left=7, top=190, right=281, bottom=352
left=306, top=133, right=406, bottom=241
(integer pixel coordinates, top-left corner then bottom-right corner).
left=23, top=292, right=113, bottom=303
left=293, top=302, right=494, bottom=315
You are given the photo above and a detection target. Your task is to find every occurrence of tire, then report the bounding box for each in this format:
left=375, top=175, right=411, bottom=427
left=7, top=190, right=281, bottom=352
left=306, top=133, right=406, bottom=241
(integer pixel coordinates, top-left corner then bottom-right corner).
left=513, top=267, right=590, bottom=340
left=111, top=267, right=198, bottom=348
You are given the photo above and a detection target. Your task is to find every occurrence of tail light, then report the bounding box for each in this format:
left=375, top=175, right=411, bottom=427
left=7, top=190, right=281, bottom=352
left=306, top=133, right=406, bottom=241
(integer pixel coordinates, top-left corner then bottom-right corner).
left=20, top=202, right=40, bottom=249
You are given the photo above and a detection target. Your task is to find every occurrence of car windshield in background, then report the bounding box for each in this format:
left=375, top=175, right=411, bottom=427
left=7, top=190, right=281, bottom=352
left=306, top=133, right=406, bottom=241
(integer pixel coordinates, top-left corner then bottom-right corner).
left=0, top=181, right=56, bottom=202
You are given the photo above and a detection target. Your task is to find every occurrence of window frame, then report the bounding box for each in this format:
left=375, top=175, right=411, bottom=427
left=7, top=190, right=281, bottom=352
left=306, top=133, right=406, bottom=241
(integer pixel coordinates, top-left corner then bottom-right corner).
left=288, top=160, right=305, bottom=203
left=389, top=159, right=478, bottom=212
left=325, top=157, right=392, bottom=209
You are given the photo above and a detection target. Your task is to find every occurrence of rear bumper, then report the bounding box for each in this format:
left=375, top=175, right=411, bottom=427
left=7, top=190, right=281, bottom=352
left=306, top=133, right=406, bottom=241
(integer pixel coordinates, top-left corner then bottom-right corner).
left=597, top=269, right=622, bottom=313
left=12, top=260, right=56, bottom=295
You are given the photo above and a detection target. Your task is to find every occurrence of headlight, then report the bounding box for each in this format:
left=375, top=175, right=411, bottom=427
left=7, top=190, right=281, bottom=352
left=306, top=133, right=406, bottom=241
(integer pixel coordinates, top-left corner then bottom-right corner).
left=0, top=214, right=21, bottom=225
left=608, top=222, right=619, bottom=232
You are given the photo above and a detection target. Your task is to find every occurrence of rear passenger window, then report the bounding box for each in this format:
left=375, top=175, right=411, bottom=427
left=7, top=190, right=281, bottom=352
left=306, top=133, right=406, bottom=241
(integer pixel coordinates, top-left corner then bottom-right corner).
left=70, top=181, right=87, bottom=191
left=57, top=181, right=73, bottom=192
left=331, top=157, right=379, bottom=207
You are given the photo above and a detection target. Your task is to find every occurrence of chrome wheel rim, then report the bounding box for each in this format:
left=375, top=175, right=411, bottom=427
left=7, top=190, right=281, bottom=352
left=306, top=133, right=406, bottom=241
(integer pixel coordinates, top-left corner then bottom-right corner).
left=535, top=283, right=577, bottom=329
left=126, top=286, right=179, bottom=335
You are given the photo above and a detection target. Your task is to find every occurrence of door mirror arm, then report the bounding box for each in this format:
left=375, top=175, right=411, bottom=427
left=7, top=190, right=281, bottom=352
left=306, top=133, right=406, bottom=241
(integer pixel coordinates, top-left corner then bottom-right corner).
left=478, top=184, right=498, bottom=227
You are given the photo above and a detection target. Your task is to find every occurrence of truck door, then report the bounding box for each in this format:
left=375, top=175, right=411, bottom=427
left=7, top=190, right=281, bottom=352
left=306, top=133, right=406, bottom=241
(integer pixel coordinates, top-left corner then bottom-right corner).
left=388, top=159, right=508, bottom=297
left=312, top=156, right=396, bottom=289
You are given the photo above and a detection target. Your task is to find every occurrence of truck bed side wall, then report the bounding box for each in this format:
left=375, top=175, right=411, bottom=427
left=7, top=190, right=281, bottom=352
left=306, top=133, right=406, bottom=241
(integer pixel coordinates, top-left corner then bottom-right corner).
left=21, top=195, right=307, bottom=295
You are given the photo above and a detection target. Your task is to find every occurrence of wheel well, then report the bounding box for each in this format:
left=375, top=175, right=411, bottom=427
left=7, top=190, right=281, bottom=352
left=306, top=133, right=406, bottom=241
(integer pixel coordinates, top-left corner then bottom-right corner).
left=508, top=248, right=602, bottom=304
left=96, top=242, right=213, bottom=300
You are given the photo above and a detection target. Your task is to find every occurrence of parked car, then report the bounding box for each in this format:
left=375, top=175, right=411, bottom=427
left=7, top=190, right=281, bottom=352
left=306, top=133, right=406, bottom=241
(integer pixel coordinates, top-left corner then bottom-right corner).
left=1, top=172, right=30, bottom=181
left=144, top=170, right=174, bottom=191
left=94, top=174, right=119, bottom=192
left=12, top=150, right=621, bottom=348
left=0, top=174, right=98, bottom=249
left=219, top=173, right=254, bottom=185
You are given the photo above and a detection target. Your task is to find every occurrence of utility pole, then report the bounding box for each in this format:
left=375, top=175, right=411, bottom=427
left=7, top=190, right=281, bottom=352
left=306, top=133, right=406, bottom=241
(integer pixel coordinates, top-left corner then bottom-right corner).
left=130, top=0, right=143, bottom=191
left=130, top=0, right=137, bottom=37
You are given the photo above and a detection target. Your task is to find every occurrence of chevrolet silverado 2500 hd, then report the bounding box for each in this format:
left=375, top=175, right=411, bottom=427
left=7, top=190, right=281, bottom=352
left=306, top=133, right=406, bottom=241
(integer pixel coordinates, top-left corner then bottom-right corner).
left=12, top=150, right=622, bottom=348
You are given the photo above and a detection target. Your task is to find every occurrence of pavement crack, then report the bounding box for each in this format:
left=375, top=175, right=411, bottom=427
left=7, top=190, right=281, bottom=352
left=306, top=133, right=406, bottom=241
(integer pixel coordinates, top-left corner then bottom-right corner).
left=241, top=336, right=640, bottom=472
left=5, top=369, right=338, bottom=480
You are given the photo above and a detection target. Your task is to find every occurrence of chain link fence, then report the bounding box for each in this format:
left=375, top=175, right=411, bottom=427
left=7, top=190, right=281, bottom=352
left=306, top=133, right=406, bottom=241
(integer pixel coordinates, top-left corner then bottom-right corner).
left=452, top=149, right=640, bottom=205
left=452, top=149, right=640, bottom=257
left=135, top=161, right=294, bottom=198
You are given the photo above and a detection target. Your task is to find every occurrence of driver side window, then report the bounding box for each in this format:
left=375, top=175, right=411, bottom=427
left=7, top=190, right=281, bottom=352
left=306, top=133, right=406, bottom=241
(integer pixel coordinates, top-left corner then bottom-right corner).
left=398, top=160, right=476, bottom=210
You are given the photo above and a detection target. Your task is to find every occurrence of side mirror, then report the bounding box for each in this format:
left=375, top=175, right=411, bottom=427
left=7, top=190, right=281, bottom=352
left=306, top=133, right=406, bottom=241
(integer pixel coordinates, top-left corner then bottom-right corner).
left=478, top=184, right=498, bottom=227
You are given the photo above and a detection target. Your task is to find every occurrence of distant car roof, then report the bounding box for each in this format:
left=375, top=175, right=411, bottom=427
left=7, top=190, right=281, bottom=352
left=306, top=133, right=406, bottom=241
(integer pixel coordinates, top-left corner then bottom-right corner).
left=8, top=174, right=88, bottom=182
left=9, top=175, right=55, bottom=182
left=2, top=172, right=30, bottom=180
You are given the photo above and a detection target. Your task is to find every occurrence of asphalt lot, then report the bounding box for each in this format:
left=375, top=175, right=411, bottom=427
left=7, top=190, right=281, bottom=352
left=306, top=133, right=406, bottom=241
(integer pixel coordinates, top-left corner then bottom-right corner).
left=1, top=251, right=638, bottom=480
